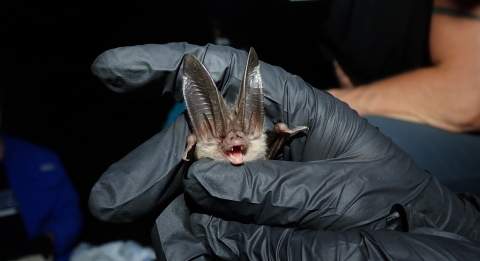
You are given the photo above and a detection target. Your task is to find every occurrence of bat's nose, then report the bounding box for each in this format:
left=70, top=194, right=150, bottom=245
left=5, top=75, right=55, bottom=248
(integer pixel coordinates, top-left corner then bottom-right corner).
left=225, top=131, right=245, bottom=146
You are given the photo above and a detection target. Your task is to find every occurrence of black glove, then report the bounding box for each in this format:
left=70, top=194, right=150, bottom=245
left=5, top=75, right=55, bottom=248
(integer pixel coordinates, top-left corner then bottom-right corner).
left=89, top=43, right=480, bottom=260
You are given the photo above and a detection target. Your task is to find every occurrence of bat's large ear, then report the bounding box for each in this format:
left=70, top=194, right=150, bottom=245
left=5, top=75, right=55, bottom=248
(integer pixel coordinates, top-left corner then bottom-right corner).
left=182, top=54, right=231, bottom=142
left=233, top=48, right=264, bottom=138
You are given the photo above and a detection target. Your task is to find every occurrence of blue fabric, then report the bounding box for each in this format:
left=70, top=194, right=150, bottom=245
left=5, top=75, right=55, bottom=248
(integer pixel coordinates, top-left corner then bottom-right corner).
left=162, top=102, right=186, bottom=128
left=2, top=134, right=82, bottom=261
left=364, top=116, right=480, bottom=195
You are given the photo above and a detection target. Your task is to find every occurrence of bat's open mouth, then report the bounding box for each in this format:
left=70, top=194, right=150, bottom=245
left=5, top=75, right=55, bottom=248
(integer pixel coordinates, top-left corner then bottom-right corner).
left=224, top=145, right=245, bottom=165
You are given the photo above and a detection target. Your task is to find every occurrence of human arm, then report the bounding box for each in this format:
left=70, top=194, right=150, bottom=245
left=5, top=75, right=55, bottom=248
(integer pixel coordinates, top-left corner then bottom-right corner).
left=329, top=0, right=480, bottom=132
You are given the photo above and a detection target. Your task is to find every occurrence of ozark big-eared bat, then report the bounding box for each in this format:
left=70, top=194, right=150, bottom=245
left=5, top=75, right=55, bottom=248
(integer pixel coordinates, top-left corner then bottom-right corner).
left=181, top=48, right=307, bottom=165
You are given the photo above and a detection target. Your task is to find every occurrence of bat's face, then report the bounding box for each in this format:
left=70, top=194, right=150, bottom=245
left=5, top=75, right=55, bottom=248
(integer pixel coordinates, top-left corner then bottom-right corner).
left=221, top=131, right=248, bottom=165
left=193, top=128, right=266, bottom=165
left=183, top=48, right=267, bottom=165
left=220, top=129, right=267, bottom=165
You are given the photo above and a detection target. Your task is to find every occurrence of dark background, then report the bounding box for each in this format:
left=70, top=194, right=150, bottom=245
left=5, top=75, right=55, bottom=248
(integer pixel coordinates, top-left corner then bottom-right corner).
left=0, top=0, right=337, bottom=245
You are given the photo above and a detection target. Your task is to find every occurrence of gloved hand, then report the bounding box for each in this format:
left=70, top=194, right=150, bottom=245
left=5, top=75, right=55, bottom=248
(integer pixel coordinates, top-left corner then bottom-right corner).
left=152, top=194, right=480, bottom=261
left=89, top=43, right=480, bottom=260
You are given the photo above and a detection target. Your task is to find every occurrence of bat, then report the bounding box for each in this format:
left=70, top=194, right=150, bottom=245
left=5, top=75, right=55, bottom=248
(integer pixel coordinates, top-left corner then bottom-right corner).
left=181, top=48, right=307, bottom=165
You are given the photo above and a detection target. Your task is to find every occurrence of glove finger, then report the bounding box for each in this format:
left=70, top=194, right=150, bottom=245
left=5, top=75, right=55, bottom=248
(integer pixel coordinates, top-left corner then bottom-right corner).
left=190, top=213, right=480, bottom=261
left=89, top=114, right=190, bottom=222
left=92, top=43, right=208, bottom=98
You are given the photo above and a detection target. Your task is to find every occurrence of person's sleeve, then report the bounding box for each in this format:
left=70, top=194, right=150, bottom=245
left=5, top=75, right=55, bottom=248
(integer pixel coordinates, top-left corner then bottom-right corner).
left=43, top=152, right=83, bottom=261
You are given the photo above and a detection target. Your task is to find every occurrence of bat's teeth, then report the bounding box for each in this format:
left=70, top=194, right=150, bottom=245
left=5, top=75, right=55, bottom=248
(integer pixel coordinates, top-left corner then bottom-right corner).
left=223, top=146, right=245, bottom=165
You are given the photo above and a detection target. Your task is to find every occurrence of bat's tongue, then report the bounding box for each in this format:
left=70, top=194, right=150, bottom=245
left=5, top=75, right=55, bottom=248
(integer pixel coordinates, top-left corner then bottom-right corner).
left=225, top=146, right=244, bottom=165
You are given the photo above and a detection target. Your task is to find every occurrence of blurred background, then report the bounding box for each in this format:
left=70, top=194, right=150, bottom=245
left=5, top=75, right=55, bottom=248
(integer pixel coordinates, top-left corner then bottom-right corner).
left=0, top=0, right=336, bottom=247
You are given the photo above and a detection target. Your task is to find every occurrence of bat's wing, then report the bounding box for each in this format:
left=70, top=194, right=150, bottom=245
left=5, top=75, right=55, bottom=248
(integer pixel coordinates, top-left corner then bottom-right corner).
left=267, top=123, right=308, bottom=159
left=233, top=48, right=264, bottom=139
left=183, top=54, right=231, bottom=143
